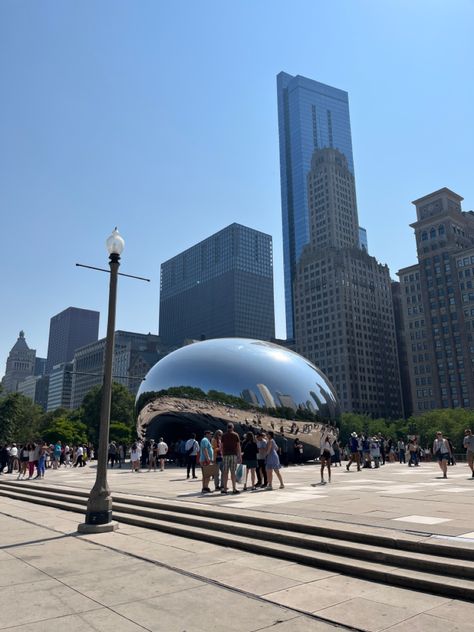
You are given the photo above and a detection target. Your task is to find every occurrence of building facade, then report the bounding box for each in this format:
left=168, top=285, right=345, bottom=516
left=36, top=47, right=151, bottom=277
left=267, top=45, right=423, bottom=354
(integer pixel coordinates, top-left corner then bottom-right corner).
left=397, top=188, right=474, bottom=412
left=1, top=331, right=36, bottom=393
left=17, top=374, right=50, bottom=410
left=46, top=307, right=100, bottom=374
left=47, top=362, right=73, bottom=411
left=293, top=148, right=402, bottom=418
left=70, top=332, right=167, bottom=409
left=277, top=71, right=359, bottom=339
left=159, top=223, right=275, bottom=345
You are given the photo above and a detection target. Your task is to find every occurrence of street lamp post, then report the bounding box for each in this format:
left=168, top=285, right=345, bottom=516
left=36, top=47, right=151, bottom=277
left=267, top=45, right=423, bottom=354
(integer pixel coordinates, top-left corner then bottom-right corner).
left=78, top=228, right=125, bottom=534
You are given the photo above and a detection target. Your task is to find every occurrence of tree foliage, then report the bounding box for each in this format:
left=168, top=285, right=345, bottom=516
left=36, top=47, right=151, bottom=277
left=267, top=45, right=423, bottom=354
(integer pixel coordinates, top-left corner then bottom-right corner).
left=81, top=382, right=135, bottom=443
left=41, top=418, right=88, bottom=446
left=339, top=409, right=474, bottom=450
left=0, top=392, right=43, bottom=443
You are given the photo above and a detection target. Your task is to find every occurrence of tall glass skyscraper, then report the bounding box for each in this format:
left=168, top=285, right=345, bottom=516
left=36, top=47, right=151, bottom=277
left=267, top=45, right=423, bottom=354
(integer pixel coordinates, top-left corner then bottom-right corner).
left=277, top=71, right=355, bottom=339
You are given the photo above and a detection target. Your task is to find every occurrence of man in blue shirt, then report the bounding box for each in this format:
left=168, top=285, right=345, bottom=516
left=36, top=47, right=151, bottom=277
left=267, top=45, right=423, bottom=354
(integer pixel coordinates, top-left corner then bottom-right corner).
left=199, top=430, right=215, bottom=494
left=346, top=433, right=361, bottom=471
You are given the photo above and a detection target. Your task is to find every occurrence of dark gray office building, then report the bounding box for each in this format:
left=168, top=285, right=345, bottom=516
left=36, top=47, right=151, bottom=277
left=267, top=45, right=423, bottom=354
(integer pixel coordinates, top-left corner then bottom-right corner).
left=46, top=307, right=100, bottom=374
left=159, top=223, right=275, bottom=345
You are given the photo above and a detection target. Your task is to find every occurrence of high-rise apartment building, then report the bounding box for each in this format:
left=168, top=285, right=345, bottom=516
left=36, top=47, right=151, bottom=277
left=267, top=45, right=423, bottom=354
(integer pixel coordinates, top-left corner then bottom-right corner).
left=277, top=72, right=357, bottom=339
left=397, top=188, right=474, bottom=412
left=70, top=331, right=167, bottom=409
left=159, top=223, right=275, bottom=345
left=1, top=331, right=36, bottom=393
left=293, top=148, right=402, bottom=418
left=46, top=307, right=100, bottom=374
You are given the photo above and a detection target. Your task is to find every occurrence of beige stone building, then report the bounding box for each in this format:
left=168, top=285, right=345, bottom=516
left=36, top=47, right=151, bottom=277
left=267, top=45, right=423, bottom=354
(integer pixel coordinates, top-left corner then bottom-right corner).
left=398, top=188, right=474, bottom=412
left=294, top=148, right=402, bottom=418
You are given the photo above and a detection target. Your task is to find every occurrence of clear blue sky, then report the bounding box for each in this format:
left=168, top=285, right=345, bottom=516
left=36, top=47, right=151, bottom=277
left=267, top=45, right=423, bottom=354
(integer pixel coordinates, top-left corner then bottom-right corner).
left=1, top=0, right=473, bottom=369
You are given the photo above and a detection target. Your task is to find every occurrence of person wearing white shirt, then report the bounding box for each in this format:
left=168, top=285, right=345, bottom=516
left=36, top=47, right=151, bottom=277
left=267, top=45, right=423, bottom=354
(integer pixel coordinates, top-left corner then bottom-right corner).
left=433, top=432, right=451, bottom=479
left=157, top=438, right=168, bottom=471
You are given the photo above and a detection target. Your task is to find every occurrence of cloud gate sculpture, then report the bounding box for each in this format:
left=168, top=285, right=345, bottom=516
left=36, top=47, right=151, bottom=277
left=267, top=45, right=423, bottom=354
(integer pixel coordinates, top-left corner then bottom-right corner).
left=136, top=338, right=340, bottom=461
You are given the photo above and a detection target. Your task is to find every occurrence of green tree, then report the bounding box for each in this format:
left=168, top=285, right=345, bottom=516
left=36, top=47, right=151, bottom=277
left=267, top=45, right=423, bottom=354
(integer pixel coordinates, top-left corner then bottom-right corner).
left=41, top=418, right=88, bottom=446
left=109, top=422, right=133, bottom=444
left=81, top=382, right=135, bottom=443
left=0, top=392, right=43, bottom=443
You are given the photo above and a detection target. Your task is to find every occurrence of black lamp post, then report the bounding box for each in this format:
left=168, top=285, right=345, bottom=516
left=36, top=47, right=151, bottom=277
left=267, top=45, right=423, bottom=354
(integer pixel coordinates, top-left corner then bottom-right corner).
left=78, top=228, right=124, bottom=533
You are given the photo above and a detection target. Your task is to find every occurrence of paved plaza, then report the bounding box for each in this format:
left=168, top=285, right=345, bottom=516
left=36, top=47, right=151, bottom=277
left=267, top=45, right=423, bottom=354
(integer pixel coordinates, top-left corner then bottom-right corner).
left=1, top=460, right=473, bottom=631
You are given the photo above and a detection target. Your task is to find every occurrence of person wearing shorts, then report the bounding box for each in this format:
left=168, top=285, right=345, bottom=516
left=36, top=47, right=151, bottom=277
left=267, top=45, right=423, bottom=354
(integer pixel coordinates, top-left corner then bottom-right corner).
left=221, top=423, right=241, bottom=495
left=463, top=429, right=474, bottom=478
left=433, top=432, right=451, bottom=479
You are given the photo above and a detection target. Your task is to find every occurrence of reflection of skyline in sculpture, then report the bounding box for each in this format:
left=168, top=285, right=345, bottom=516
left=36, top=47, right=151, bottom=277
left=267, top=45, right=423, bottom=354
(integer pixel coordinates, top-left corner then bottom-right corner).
left=275, top=392, right=297, bottom=411
left=256, top=383, right=276, bottom=408
left=136, top=338, right=340, bottom=460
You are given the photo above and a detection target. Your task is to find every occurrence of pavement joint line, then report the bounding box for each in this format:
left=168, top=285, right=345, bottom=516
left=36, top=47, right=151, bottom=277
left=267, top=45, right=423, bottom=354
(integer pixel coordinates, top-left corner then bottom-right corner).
left=0, top=503, right=366, bottom=632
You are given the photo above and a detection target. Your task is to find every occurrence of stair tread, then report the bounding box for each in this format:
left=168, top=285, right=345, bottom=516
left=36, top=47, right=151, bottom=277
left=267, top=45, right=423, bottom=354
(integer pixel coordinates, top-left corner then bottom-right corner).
left=112, top=510, right=474, bottom=591
left=2, top=485, right=473, bottom=599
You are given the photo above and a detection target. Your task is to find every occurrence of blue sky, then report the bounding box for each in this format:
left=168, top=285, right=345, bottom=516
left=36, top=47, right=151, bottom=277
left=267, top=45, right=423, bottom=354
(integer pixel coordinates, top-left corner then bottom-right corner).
left=1, top=0, right=473, bottom=369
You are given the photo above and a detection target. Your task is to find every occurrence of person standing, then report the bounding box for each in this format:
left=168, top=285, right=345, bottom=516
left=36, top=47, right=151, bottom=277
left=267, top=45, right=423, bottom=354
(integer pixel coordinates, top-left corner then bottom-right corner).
left=108, top=441, right=118, bottom=468
left=346, top=433, right=361, bottom=471
left=256, top=432, right=268, bottom=487
left=199, top=430, right=215, bottom=494
left=463, top=429, right=474, bottom=478
left=130, top=442, right=141, bottom=472
left=397, top=439, right=406, bottom=464
left=53, top=441, right=62, bottom=469
left=221, top=423, right=241, bottom=494
left=241, top=431, right=258, bottom=490
left=157, top=437, right=168, bottom=471
left=8, top=443, right=18, bottom=473
left=318, top=434, right=332, bottom=484
left=185, top=434, right=199, bottom=479
left=148, top=440, right=157, bottom=472
left=118, top=443, right=125, bottom=468
left=293, top=438, right=303, bottom=466
left=27, top=443, right=36, bottom=479
left=433, top=431, right=451, bottom=479
left=264, top=431, right=284, bottom=490
left=211, top=430, right=223, bottom=490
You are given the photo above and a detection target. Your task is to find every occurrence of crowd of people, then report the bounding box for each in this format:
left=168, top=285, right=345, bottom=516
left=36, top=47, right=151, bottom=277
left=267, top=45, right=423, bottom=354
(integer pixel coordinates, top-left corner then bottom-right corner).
left=0, top=440, right=93, bottom=479
left=1, top=427, right=473, bottom=491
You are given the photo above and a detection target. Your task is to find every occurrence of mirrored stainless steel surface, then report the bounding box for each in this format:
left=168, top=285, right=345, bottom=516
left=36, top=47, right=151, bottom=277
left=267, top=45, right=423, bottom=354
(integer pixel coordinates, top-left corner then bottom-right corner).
left=136, top=338, right=340, bottom=459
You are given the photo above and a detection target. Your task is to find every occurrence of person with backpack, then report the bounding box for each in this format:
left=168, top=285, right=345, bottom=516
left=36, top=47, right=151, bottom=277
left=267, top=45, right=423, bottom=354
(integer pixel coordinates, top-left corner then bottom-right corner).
left=185, top=433, right=199, bottom=479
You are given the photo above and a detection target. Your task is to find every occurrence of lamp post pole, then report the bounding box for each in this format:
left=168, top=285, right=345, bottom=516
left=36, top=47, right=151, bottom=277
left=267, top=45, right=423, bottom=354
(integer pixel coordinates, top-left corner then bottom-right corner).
left=78, top=228, right=124, bottom=534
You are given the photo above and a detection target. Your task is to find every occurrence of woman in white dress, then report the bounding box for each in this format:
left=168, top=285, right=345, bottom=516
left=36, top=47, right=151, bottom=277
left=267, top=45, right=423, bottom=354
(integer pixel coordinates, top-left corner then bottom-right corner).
left=130, top=442, right=142, bottom=472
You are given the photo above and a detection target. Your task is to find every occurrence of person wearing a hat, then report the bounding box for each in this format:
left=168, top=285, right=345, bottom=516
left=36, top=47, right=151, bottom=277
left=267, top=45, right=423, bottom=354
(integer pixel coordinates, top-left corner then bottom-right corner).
left=346, top=432, right=361, bottom=471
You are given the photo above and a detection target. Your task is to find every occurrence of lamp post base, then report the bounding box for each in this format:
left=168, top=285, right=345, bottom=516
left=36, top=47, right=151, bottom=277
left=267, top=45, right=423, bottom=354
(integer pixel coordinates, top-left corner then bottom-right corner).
left=77, top=520, right=118, bottom=534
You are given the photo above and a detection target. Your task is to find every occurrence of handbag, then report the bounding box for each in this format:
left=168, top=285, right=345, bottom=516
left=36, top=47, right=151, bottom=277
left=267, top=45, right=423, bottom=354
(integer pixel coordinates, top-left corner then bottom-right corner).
left=236, top=463, right=247, bottom=483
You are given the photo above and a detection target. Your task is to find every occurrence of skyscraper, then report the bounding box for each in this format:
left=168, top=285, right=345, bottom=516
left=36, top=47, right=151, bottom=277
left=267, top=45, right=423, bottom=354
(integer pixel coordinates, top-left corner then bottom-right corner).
left=277, top=71, right=355, bottom=339
left=46, top=307, right=100, bottom=374
left=397, top=188, right=474, bottom=412
left=293, top=149, right=402, bottom=418
left=159, top=223, right=275, bottom=345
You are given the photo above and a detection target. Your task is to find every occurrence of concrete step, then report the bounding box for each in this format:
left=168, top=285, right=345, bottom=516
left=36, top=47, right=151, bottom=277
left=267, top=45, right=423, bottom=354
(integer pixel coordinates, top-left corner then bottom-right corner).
left=2, top=479, right=472, bottom=562
left=1, top=481, right=473, bottom=602
left=110, top=510, right=474, bottom=602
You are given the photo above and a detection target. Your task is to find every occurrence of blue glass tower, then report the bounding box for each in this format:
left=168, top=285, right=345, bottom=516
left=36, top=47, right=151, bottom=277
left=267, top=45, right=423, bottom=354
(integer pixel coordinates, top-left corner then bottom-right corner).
left=277, top=72, right=355, bottom=339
